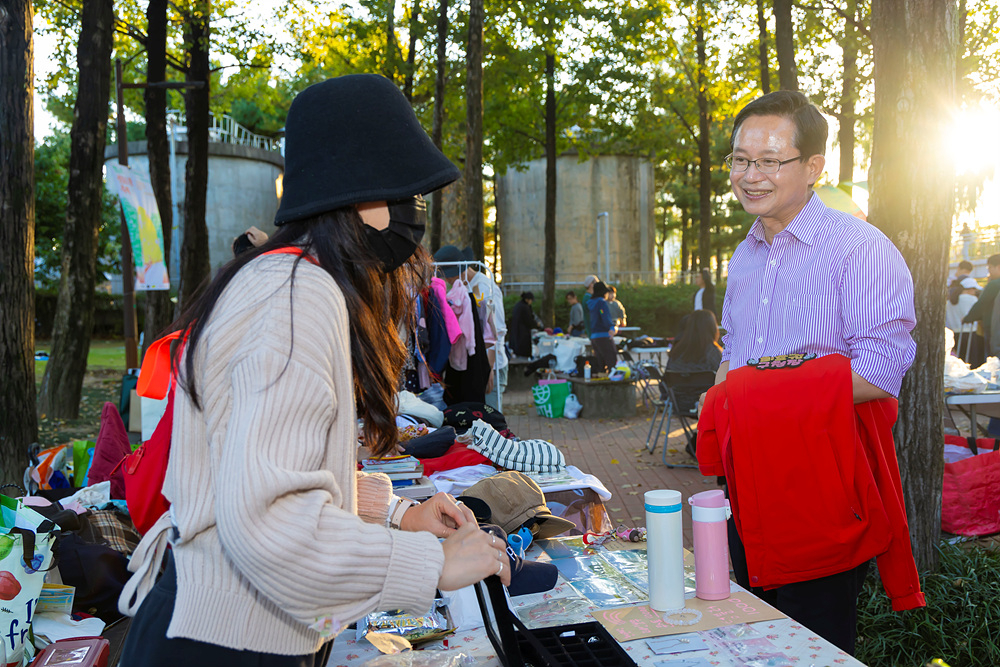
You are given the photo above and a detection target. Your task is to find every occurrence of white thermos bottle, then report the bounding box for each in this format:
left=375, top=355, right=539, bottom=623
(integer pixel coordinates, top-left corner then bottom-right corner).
left=645, top=489, right=685, bottom=611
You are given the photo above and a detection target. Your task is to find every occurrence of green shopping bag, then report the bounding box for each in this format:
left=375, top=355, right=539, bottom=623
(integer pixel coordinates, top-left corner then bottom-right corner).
left=532, top=380, right=571, bottom=418
left=0, top=495, right=56, bottom=667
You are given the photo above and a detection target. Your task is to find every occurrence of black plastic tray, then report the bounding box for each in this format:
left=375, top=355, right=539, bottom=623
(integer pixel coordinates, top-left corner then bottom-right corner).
left=474, top=575, right=638, bottom=667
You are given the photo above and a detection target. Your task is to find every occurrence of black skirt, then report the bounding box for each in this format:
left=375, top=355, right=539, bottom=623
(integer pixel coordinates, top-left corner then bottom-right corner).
left=118, top=552, right=334, bottom=667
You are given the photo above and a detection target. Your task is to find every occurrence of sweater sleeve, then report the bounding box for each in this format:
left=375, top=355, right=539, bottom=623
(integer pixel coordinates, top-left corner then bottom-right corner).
left=213, top=301, right=444, bottom=628
left=356, top=472, right=393, bottom=524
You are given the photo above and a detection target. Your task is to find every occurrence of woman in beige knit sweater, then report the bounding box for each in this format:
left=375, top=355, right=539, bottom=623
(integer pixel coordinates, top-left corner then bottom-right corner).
left=118, top=75, right=509, bottom=666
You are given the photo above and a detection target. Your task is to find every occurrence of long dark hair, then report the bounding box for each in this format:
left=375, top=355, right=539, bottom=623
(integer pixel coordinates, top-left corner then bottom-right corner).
left=168, top=206, right=427, bottom=457
left=670, top=309, right=722, bottom=364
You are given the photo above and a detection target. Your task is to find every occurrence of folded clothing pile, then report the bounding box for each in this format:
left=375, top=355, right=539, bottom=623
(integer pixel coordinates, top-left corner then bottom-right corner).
left=467, top=420, right=565, bottom=473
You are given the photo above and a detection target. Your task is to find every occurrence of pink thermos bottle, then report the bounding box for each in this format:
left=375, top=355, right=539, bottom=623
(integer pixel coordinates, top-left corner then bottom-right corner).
left=688, top=489, right=732, bottom=600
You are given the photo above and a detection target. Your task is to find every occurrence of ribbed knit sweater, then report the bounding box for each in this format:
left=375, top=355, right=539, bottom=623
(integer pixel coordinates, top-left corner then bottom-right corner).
left=139, top=253, right=444, bottom=654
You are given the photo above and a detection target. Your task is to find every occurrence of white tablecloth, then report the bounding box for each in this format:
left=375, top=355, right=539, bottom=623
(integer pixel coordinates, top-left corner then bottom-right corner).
left=326, top=540, right=865, bottom=667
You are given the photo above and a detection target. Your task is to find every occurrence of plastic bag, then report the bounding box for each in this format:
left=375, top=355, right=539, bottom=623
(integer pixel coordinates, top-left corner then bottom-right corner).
left=563, top=394, right=582, bottom=419
left=532, top=381, right=570, bottom=418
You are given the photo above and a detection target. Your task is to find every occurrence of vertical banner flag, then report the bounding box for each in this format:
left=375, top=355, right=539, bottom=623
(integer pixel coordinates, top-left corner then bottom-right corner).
left=105, top=164, right=170, bottom=291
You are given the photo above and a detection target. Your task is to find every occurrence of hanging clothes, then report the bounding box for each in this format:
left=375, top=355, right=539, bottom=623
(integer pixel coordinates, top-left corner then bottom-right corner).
left=430, top=277, right=462, bottom=345
left=447, top=279, right=476, bottom=371
left=422, top=287, right=452, bottom=376
left=444, top=291, right=491, bottom=406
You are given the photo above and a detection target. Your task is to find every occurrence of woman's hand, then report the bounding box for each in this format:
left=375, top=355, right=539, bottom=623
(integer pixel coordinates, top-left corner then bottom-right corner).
left=438, top=521, right=512, bottom=590
left=399, top=492, right=474, bottom=538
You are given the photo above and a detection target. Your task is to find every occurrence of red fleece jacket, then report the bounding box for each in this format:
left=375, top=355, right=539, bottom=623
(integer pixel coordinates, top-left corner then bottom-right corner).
left=696, top=353, right=925, bottom=611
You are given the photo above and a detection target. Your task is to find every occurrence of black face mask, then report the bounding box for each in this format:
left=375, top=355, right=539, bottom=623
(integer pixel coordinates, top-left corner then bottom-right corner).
left=363, top=195, right=426, bottom=271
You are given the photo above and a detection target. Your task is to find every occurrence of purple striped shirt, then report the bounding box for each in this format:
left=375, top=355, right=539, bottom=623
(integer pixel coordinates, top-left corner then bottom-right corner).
left=720, top=193, right=916, bottom=396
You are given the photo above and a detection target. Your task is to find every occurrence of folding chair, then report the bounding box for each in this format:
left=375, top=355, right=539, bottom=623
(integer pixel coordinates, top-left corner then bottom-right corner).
left=645, top=370, right=716, bottom=468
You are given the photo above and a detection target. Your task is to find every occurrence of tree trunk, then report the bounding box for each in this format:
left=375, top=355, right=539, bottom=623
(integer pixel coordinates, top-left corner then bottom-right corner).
left=37, top=0, right=114, bottom=419
left=403, top=0, right=420, bottom=101
left=696, top=3, right=713, bottom=273
left=680, top=209, right=689, bottom=273
left=773, top=0, right=798, bottom=90
left=429, top=0, right=448, bottom=252
left=870, top=0, right=957, bottom=573
left=0, top=0, right=38, bottom=485
left=143, top=0, right=173, bottom=352
left=178, top=1, right=211, bottom=311
left=757, top=0, right=771, bottom=94
left=543, top=51, right=557, bottom=327
left=838, top=0, right=858, bottom=190
left=465, top=0, right=484, bottom=260
left=385, top=0, right=397, bottom=80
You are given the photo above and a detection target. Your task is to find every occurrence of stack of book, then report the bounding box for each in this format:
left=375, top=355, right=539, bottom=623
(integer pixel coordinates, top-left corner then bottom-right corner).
left=361, top=455, right=435, bottom=499
left=361, top=455, right=423, bottom=481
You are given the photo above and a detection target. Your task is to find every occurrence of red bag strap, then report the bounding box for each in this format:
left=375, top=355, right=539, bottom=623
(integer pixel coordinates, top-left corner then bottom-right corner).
left=261, top=246, right=320, bottom=266
left=136, top=331, right=183, bottom=400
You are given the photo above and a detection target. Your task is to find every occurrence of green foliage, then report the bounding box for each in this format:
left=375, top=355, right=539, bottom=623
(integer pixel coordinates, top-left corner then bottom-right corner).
left=856, top=542, right=1000, bottom=667
left=34, top=130, right=122, bottom=291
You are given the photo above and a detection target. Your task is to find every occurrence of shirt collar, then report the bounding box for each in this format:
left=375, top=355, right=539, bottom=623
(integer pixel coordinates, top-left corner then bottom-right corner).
left=747, top=192, right=826, bottom=247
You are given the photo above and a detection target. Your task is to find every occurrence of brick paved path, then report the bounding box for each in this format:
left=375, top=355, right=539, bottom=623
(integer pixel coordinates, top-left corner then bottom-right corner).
left=502, top=388, right=720, bottom=548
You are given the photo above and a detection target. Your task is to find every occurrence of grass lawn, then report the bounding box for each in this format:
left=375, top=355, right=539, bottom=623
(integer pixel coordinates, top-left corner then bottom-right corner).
left=34, top=339, right=127, bottom=448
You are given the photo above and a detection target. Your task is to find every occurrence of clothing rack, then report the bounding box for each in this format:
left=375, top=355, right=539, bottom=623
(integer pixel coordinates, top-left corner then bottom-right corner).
left=432, top=260, right=503, bottom=412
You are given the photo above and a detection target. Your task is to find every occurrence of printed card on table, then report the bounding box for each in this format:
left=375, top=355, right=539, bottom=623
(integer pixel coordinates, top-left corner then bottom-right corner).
left=591, top=593, right=785, bottom=642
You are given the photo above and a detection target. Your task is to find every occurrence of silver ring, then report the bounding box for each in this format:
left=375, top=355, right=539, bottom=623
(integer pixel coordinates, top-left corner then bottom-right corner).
left=497, top=561, right=504, bottom=575
left=491, top=535, right=496, bottom=545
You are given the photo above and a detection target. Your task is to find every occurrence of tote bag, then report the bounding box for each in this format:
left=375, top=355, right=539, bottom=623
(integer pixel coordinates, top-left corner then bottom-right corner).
left=0, top=494, right=56, bottom=667
left=942, top=435, right=1000, bottom=536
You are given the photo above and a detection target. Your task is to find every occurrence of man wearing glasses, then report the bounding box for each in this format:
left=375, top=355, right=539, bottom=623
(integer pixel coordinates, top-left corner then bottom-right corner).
left=701, top=91, right=921, bottom=654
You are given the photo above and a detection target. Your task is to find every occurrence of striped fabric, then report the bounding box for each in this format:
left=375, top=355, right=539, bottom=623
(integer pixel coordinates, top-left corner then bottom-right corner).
left=720, top=193, right=917, bottom=397
left=467, top=420, right=566, bottom=472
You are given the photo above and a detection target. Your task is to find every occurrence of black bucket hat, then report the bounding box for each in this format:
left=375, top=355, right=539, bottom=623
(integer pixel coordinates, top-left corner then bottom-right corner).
left=275, top=74, right=460, bottom=225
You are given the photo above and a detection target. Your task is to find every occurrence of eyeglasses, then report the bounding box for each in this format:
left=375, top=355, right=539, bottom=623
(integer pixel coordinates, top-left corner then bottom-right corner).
left=725, top=154, right=802, bottom=174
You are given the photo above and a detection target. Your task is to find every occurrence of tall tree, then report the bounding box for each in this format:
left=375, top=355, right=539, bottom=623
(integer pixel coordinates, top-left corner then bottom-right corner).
left=543, top=49, right=556, bottom=326
left=696, top=0, right=713, bottom=272
left=143, top=0, right=173, bottom=348
left=402, top=0, right=420, bottom=101
left=773, top=0, right=798, bottom=89
left=37, top=0, right=115, bottom=419
left=428, top=0, right=448, bottom=252
left=870, top=0, right=957, bottom=572
left=466, top=0, right=484, bottom=259
left=757, top=0, right=771, bottom=94
left=177, top=0, right=211, bottom=310
left=0, top=0, right=38, bottom=485
left=837, top=0, right=858, bottom=188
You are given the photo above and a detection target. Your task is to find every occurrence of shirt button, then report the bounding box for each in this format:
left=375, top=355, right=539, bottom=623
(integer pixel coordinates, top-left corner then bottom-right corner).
left=751, top=576, right=759, bottom=583
left=757, top=337, right=763, bottom=343
left=762, top=298, right=768, bottom=305
left=770, top=260, right=776, bottom=266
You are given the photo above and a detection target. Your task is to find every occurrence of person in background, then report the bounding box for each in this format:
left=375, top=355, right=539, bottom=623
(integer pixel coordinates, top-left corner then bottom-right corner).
left=566, top=291, right=586, bottom=337
left=607, top=285, right=627, bottom=326
left=231, top=226, right=269, bottom=257
left=947, top=276, right=983, bottom=366
left=962, top=253, right=1000, bottom=357
left=582, top=274, right=599, bottom=336
left=118, top=74, right=509, bottom=667
left=667, top=309, right=723, bottom=424
left=509, top=291, right=536, bottom=358
left=948, top=260, right=974, bottom=305
left=588, top=281, right=618, bottom=373
left=693, top=268, right=716, bottom=317
left=667, top=309, right=723, bottom=374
